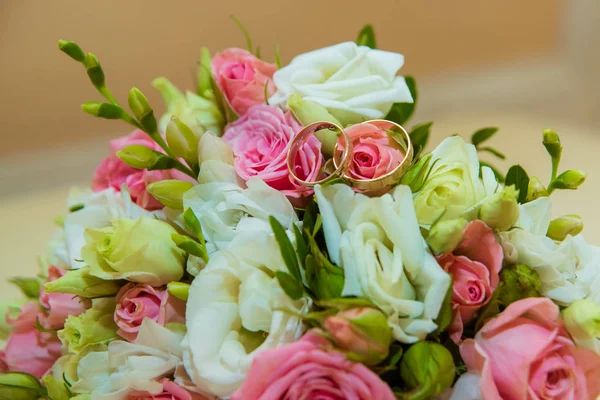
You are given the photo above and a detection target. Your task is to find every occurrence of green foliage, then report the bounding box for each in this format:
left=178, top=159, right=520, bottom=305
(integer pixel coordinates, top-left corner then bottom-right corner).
left=505, top=164, right=529, bottom=203
left=409, top=122, right=432, bottom=157
left=471, top=127, right=498, bottom=147
left=356, top=24, right=376, bottom=48
left=385, top=76, right=417, bottom=126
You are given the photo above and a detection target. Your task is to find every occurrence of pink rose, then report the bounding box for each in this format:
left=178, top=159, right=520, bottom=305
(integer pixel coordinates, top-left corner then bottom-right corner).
left=334, top=122, right=405, bottom=180
left=1, top=302, right=61, bottom=377
left=231, top=330, right=396, bottom=400
left=461, top=298, right=600, bottom=400
left=212, top=48, right=277, bottom=116
left=222, top=105, right=323, bottom=198
left=114, top=283, right=186, bottom=342
left=92, top=130, right=194, bottom=211
left=436, top=220, right=503, bottom=343
left=39, top=265, right=88, bottom=330
left=128, top=379, right=208, bottom=400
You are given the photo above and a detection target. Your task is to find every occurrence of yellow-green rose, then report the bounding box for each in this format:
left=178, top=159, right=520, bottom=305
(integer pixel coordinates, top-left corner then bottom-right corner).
left=82, top=217, right=185, bottom=286
left=413, top=136, right=498, bottom=226
left=58, top=299, right=118, bottom=354
left=562, top=299, right=600, bottom=354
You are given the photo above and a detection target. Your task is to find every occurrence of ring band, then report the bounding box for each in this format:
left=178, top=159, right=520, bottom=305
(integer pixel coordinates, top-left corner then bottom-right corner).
left=287, top=121, right=353, bottom=187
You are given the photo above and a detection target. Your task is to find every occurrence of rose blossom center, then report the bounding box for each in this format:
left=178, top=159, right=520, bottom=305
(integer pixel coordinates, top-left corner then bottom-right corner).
left=120, top=293, right=161, bottom=322
left=544, top=368, right=571, bottom=397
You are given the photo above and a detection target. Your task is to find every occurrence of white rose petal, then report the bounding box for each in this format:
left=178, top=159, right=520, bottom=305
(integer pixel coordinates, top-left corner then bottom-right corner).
left=269, top=42, right=412, bottom=125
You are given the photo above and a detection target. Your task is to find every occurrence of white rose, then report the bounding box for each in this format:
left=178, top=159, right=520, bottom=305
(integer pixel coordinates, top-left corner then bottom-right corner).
left=64, top=187, right=156, bottom=269
left=182, top=231, right=308, bottom=397
left=183, top=160, right=298, bottom=253
left=500, top=197, right=600, bottom=304
left=315, top=184, right=451, bottom=343
left=413, top=136, right=499, bottom=227
left=269, top=42, right=413, bottom=125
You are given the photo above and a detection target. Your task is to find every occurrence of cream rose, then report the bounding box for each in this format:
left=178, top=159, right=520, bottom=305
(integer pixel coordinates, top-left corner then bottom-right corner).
left=269, top=42, right=413, bottom=125
left=181, top=231, right=309, bottom=398
left=315, top=184, right=451, bottom=343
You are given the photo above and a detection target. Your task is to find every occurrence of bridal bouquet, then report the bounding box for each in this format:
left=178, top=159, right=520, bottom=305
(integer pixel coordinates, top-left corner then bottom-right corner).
left=2, top=23, right=600, bottom=400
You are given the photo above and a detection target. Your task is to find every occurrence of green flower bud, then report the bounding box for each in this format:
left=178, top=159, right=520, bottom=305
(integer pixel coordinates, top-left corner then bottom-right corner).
left=8, top=277, right=41, bottom=299
left=44, top=266, right=121, bottom=299
left=58, top=40, right=85, bottom=62
left=128, top=87, right=157, bottom=133
left=400, top=153, right=432, bottom=193
left=197, top=132, right=234, bottom=165
left=547, top=214, right=584, bottom=241
left=479, top=185, right=520, bottom=231
left=287, top=94, right=342, bottom=156
left=41, top=375, right=69, bottom=400
left=81, top=102, right=123, bottom=119
left=400, top=341, right=455, bottom=399
left=552, top=170, right=587, bottom=190
left=58, top=298, right=118, bottom=353
left=497, top=264, right=542, bottom=306
left=166, top=117, right=199, bottom=166
left=562, top=299, right=600, bottom=354
left=324, top=307, right=392, bottom=366
left=171, top=234, right=208, bottom=263
left=167, top=281, right=190, bottom=301
left=426, top=217, right=467, bottom=255
left=83, top=53, right=105, bottom=89
left=197, top=47, right=213, bottom=97
left=116, top=144, right=160, bottom=169
left=147, top=180, right=195, bottom=209
left=0, top=372, right=46, bottom=400
left=526, top=176, right=549, bottom=202
left=81, top=217, right=186, bottom=286
left=542, top=129, right=562, bottom=159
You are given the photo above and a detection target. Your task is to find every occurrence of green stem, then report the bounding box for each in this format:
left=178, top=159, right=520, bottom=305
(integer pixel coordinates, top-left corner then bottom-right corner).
left=547, top=182, right=555, bottom=195
left=98, top=86, right=119, bottom=106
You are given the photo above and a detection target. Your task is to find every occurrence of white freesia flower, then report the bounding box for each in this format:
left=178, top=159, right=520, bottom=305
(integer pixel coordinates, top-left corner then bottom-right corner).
left=413, top=136, right=499, bottom=227
left=315, top=184, right=451, bottom=343
left=63, top=187, right=155, bottom=269
left=183, top=160, right=298, bottom=254
left=269, top=42, right=413, bottom=125
left=182, top=231, right=308, bottom=397
left=500, top=197, right=600, bottom=304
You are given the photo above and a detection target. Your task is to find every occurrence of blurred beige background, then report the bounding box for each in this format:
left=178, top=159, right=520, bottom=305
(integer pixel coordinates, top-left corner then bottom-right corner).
left=1, top=0, right=600, bottom=296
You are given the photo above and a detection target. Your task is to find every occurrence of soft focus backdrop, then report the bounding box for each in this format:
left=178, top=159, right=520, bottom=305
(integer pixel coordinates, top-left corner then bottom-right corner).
left=1, top=0, right=599, bottom=295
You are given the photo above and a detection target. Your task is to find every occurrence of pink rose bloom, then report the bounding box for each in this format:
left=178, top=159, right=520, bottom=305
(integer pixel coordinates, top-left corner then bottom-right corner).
left=335, top=122, right=405, bottom=180
left=212, top=48, right=277, bottom=116
left=436, top=220, right=503, bottom=343
left=461, top=297, right=600, bottom=400
left=128, top=379, right=208, bottom=400
left=232, top=330, right=396, bottom=400
left=223, top=105, right=323, bottom=198
left=39, top=265, right=88, bottom=330
left=0, top=302, right=61, bottom=377
left=92, top=130, right=194, bottom=211
left=114, top=283, right=186, bottom=342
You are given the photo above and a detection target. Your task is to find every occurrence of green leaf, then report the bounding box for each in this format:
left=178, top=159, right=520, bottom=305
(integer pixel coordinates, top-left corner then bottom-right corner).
left=8, top=277, right=41, bottom=299
left=231, top=15, right=253, bottom=53
left=275, top=271, right=304, bottom=300
left=302, top=198, right=318, bottom=235
left=432, top=281, right=453, bottom=335
left=471, top=127, right=498, bottom=147
left=478, top=146, right=506, bottom=160
left=269, top=216, right=302, bottom=282
left=409, top=122, right=433, bottom=157
left=356, top=24, right=376, bottom=48
left=275, top=44, right=282, bottom=69
left=183, top=208, right=206, bottom=246
left=480, top=161, right=505, bottom=183
left=385, top=76, right=417, bottom=126
left=293, top=224, right=307, bottom=269
left=305, top=233, right=344, bottom=299
left=505, top=164, right=530, bottom=203
left=316, top=297, right=376, bottom=309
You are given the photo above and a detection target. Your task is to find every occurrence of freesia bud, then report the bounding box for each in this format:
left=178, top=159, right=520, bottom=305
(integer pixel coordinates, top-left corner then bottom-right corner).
left=552, top=170, right=587, bottom=190
left=166, top=116, right=199, bottom=166
left=41, top=375, right=69, bottom=400
left=0, top=372, right=46, bottom=400
left=400, top=341, right=455, bottom=399
left=479, top=185, right=520, bottom=231
left=197, top=47, right=213, bottom=97
left=562, top=299, right=600, bottom=355
left=542, top=129, right=562, bottom=159
left=426, top=217, right=467, bottom=255
left=547, top=214, right=584, bottom=241
left=146, top=180, right=195, bottom=209
left=116, top=145, right=159, bottom=169
left=526, top=176, right=549, bottom=202
left=497, top=264, right=541, bottom=306
left=44, top=267, right=121, bottom=298
left=84, top=53, right=105, bottom=89
left=128, top=87, right=157, bottom=133
left=400, top=153, right=432, bottom=192
left=81, top=102, right=123, bottom=119
left=58, top=40, right=85, bottom=62
left=197, top=132, right=234, bottom=165
left=287, top=94, right=342, bottom=156
left=323, top=307, right=392, bottom=366
left=167, top=281, right=190, bottom=301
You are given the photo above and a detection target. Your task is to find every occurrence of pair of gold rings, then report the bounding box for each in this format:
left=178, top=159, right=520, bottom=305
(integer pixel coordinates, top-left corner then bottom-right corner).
left=286, top=119, right=414, bottom=192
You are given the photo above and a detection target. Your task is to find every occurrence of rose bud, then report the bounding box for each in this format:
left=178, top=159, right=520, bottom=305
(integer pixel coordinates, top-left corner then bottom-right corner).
left=426, top=217, right=467, bottom=255
left=323, top=307, right=392, bottom=366
left=400, top=341, right=455, bottom=399
left=562, top=299, right=600, bottom=355
left=478, top=185, right=520, bottom=231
